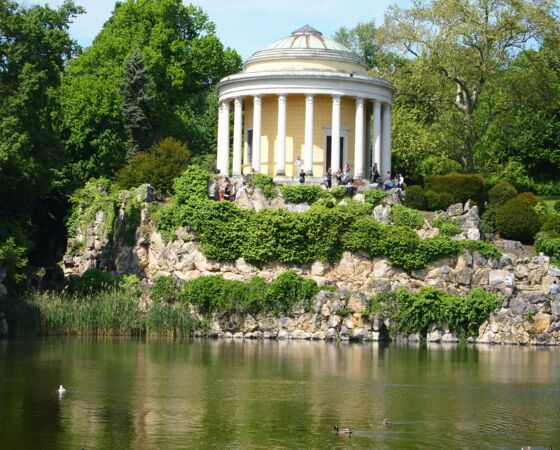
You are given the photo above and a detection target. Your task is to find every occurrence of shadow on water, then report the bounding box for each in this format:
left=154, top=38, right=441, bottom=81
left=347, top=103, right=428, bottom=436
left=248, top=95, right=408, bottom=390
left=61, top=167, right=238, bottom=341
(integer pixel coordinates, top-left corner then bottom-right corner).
left=0, top=337, right=559, bottom=449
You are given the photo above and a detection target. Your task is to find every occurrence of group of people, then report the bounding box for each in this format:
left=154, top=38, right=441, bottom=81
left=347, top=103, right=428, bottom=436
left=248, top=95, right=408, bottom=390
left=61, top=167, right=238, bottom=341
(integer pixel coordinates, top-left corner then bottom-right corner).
left=323, top=164, right=353, bottom=189
left=383, top=172, right=405, bottom=191
left=220, top=183, right=237, bottom=201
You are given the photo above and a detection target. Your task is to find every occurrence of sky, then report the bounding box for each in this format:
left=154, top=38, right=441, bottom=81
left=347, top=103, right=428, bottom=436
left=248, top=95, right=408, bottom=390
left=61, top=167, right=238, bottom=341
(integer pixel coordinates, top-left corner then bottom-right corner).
left=34, top=0, right=410, bottom=59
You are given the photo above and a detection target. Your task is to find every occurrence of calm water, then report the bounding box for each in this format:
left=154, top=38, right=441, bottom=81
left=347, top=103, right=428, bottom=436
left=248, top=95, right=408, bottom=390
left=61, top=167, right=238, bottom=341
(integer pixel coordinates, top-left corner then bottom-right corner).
left=0, top=338, right=559, bottom=449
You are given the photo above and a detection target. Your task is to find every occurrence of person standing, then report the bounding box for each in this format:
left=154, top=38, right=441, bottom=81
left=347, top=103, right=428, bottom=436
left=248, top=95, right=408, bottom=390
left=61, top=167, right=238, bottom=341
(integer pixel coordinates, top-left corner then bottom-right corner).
left=299, top=169, right=306, bottom=184
left=550, top=280, right=559, bottom=295
left=325, top=168, right=332, bottom=189
left=296, top=156, right=303, bottom=176
left=336, top=168, right=343, bottom=185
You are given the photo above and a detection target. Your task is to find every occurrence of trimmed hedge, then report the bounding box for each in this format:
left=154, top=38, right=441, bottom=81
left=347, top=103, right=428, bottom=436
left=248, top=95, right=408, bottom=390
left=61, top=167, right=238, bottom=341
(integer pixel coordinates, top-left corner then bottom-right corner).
left=541, top=214, right=560, bottom=235
left=487, top=182, right=517, bottom=206
left=364, top=189, right=387, bottom=207
left=495, top=194, right=542, bottom=243
left=390, top=204, right=425, bottom=229
left=425, top=172, right=485, bottom=206
left=535, top=231, right=560, bottom=260
left=404, top=185, right=426, bottom=210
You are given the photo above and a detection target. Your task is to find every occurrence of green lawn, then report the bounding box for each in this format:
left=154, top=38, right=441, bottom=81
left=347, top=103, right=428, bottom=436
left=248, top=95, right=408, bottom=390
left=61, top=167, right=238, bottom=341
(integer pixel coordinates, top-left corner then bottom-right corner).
left=541, top=196, right=560, bottom=213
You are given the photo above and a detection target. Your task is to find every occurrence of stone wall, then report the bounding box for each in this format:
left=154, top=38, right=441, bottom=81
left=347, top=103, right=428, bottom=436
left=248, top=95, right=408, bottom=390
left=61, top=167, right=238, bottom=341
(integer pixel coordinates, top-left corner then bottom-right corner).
left=62, top=185, right=560, bottom=346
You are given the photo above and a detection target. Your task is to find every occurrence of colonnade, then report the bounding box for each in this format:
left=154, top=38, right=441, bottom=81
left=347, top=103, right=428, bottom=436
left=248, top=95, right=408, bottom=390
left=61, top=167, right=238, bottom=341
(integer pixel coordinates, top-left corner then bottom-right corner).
left=217, top=94, right=392, bottom=180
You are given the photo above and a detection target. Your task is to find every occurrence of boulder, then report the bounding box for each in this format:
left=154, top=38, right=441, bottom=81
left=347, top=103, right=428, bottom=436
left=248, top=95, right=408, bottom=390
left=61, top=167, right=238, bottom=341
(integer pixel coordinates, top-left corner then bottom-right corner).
left=495, top=239, right=529, bottom=258
left=373, top=204, right=391, bottom=224
left=384, top=188, right=402, bottom=205
left=461, top=206, right=480, bottom=230
left=446, top=203, right=464, bottom=217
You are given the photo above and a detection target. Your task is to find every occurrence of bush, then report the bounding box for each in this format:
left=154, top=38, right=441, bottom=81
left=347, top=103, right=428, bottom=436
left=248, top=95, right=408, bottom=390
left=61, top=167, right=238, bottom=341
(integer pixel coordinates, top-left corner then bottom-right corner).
left=343, top=216, right=385, bottom=257
left=425, top=172, right=486, bottom=206
left=251, top=174, right=277, bottom=200
left=280, top=185, right=327, bottom=204
left=418, top=156, right=463, bottom=179
left=0, top=238, right=27, bottom=291
left=554, top=200, right=560, bottom=213
left=371, top=287, right=500, bottom=337
left=67, top=268, right=140, bottom=295
left=151, top=276, right=179, bottom=303
left=496, top=194, right=542, bottom=243
left=331, top=186, right=349, bottom=200
left=480, top=207, right=496, bottom=235
left=115, top=138, right=191, bottom=195
left=424, top=190, right=454, bottom=211
left=458, top=240, right=501, bottom=260
left=487, top=182, right=517, bottom=207
left=390, top=205, right=424, bottom=229
left=535, top=231, right=560, bottom=260
left=364, top=189, right=387, bottom=207
left=433, top=217, right=461, bottom=236
left=173, top=165, right=211, bottom=204
left=404, top=185, right=426, bottom=210
left=179, top=272, right=320, bottom=316
left=541, top=214, right=560, bottom=235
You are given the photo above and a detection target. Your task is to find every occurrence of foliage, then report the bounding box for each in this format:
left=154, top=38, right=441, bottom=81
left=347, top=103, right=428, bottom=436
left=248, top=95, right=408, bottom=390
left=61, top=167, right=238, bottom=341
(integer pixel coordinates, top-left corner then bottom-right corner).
left=425, top=173, right=486, bottom=206
left=1, top=289, right=192, bottom=337
left=173, top=165, right=211, bottom=204
left=480, top=207, right=497, bottom=235
left=496, top=194, right=542, bottom=243
left=280, top=185, right=328, bottom=204
left=364, top=189, right=388, bottom=207
left=433, top=217, right=462, bottom=237
left=535, top=231, right=560, bottom=260
left=458, top=240, right=501, bottom=260
left=555, top=200, right=560, bottom=213
left=0, top=238, right=28, bottom=292
left=151, top=276, right=179, bottom=304
left=67, top=268, right=140, bottom=295
left=541, top=214, right=560, bottom=236
left=57, top=0, right=242, bottom=187
left=115, top=138, right=191, bottom=195
left=371, top=287, right=500, bottom=337
left=251, top=174, right=277, bottom=200
left=390, top=205, right=424, bottom=229
left=424, top=190, right=452, bottom=211
left=404, top=185, right=427, bottom=210
left=119, top=48, right=155, bottom=153
left=331, top=186, right=349, bottom=200
left=179, top=272, right=320, bottom=317
left=418, top=156, right=463, bottom=179
left=0, top=1, right=83, bottom=275
left=487, top=182, right=518, bottom=207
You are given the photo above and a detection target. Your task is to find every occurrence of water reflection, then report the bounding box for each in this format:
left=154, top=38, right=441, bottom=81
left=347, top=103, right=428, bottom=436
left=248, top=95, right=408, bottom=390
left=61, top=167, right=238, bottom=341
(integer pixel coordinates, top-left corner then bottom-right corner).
left=0, top=338, right=559, bottom=449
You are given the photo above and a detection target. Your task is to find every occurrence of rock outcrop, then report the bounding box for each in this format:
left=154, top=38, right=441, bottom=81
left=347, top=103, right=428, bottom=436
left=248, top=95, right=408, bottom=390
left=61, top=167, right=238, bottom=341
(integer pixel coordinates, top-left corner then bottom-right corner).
left=62, top=188, right=560, bottom=345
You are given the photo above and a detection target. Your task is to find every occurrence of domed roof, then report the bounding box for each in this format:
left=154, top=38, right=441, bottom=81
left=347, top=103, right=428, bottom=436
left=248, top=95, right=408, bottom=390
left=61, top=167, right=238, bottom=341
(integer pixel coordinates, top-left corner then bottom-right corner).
left=264, top=25, right=351, bottom=52
left=244, top=25, right=368, bottom=74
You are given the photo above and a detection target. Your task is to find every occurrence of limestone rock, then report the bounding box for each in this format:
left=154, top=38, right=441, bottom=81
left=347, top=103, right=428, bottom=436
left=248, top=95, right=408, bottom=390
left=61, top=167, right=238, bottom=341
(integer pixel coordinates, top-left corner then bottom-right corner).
left=384, top=188, right=402, bottom=205
left=447, top=203, right=463, bottom=217
left=495, top=239, right=529, bottom=258
left=373, top=204, right=391, bottom=224
left=461, top=206, right=480, bottom=230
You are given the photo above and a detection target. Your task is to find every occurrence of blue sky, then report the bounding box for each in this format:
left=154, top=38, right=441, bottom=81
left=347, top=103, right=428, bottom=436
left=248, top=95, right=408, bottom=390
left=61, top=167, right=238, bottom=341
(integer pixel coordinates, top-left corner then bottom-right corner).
left=36, top=0, right=410, bottom=59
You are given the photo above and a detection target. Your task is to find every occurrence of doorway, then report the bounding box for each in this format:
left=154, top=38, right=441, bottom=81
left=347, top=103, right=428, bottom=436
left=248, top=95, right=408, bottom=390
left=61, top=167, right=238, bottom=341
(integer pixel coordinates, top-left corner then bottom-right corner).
left=325, top=136, right=345, bottom=171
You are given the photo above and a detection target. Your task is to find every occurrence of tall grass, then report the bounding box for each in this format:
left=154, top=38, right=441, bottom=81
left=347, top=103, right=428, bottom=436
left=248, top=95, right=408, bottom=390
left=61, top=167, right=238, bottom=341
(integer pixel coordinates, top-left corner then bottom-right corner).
left=2, top=289, right=194, bottom=337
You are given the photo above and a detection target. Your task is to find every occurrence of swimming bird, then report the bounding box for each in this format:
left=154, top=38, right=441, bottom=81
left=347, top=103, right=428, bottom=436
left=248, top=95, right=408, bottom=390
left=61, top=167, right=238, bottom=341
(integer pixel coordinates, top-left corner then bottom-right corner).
left=57, top=385, right=66, bottom=394
left=383, top=418, right=389, bottom=427
left=333, top=424, right=352, bottom=435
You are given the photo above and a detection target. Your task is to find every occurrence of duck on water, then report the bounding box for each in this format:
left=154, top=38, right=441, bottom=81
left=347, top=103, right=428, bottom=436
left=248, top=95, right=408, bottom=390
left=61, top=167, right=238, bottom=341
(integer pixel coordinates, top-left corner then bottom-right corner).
left=333, top=424, right=352, bottom=435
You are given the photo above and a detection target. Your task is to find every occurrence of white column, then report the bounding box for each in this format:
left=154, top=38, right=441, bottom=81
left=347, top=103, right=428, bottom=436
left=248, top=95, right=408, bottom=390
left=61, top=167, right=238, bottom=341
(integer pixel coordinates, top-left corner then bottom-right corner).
left=354, top=97, right=365, bottom=179
left=304, top=94, right=314, bottom=175
left=232, top=97, right=243, bottom=176
left=217, top=100, right=230, bottom=175
left=331, top=95, right=341, bottom=173
left=382, top=102, right=392, bottom=177
left=252, top=95, right=262, bottom=173
left=373, top=100, right=382, bottom=176
left=276, top=94, right=287, bottom=175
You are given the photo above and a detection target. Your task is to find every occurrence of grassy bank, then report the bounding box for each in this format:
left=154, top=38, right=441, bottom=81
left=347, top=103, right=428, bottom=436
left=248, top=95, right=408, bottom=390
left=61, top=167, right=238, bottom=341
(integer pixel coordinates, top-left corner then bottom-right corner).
left=1, top=289, right=193, bottom=337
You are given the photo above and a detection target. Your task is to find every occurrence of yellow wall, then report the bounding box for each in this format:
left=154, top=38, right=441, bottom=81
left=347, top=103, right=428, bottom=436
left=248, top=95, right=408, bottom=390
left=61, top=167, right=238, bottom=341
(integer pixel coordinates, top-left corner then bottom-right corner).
left=242, top=94, right=358, bottom=177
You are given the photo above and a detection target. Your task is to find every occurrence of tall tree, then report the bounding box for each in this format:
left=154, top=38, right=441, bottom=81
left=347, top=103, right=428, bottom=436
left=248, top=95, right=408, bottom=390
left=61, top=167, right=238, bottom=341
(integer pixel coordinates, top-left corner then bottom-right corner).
left=120, top=49, right=155, bottom=153
left=0, top=0, right=82, bottom=282
left=379, top=0, right=558, bottom=170
left=57, top=0, right=242, bottom=188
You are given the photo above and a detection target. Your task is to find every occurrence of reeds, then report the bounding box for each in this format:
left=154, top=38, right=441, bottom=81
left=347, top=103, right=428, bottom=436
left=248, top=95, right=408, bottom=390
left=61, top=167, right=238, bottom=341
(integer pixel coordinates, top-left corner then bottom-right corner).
left=3, top=289, right=193, bottom=337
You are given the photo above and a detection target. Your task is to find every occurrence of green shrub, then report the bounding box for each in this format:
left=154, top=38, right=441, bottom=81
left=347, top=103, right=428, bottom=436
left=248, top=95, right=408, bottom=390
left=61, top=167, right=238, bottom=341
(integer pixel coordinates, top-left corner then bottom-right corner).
left=487, top=182, right=517, bottom=207
left=458, top=240, right=501, bottom=260
left=280, top=184, right=327, bottom=204
left=343, top=216, right=385, bottom=257
left=173, top=165, right=211, bottom=204
left=554, top=200, right=560, bottom=213
left=179, top=272, right=320, bottom=316
left=535, top=232, right=560, bottom=260
left=433, top=217, right=462, bottom=237
left=496, top=194, right=542, bottom=243
left=416, top=235, right=460, bottom=264
left=404, top=185, right=426, bottom=210
left=541, top=214, right=560, bottom=235
left=516, top=192, right=539, bottom=206
left=364, top=189, right=387, bottom=207
left=390, top=205, right=424, bottom=229
left=252, top=174, right=277, bottom=200
left=424, top=190, right=454, bottom=211
left=115, top=138, right=191, bottom=195
left=418, top=156, right=463, bottom=179
left=425, top=172, right=486, bottom=206
left=370, top=287, right=500, bottom=337
left=480, top=207, right=496, bottom=235
left=0, top=238, right=27, bottom=291
left=151, top=276, right=179, bottom=303
left=331, top=186, right=349, bottom=200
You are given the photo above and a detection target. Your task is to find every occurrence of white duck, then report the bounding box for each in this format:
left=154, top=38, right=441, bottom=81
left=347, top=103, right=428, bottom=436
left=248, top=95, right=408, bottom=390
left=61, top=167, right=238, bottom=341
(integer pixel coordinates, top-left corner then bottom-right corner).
left=57, top=385, right=66, bottom=394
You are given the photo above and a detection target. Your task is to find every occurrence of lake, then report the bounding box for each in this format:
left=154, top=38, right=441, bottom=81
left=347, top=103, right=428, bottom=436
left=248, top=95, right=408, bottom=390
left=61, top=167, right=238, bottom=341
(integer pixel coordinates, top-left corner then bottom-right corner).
left=0, top=338, right=558, bottom=449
